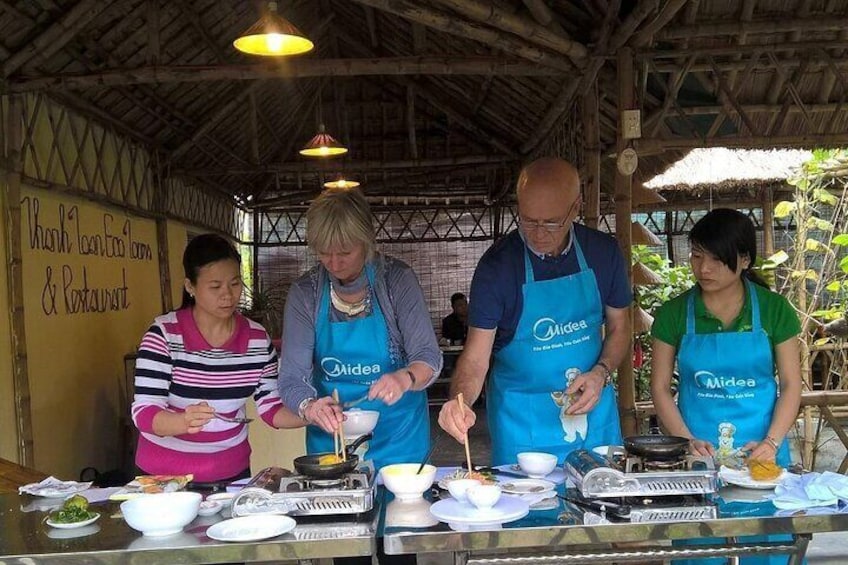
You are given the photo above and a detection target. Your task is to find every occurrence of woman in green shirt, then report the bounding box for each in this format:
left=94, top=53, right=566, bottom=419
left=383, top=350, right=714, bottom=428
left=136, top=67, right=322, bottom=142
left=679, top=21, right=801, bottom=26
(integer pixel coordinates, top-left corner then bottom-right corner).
left=651, top=208, right=801, bottom=466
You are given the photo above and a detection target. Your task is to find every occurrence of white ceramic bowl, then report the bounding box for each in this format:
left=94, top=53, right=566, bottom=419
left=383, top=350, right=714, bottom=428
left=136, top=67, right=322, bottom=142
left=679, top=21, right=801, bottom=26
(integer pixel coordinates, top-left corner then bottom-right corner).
left=206, top=492, right=236, bottom=508
left=466, top=484, right=502, bottom=511
left=446, top=478, right=481, bottom=504
left=120, top=492, right=202, bottom=537
left=342, top=409, right=380, bottom=439
left=517, top=452, right=558, bottom=478
left=380, top=464, right=436, bottom=501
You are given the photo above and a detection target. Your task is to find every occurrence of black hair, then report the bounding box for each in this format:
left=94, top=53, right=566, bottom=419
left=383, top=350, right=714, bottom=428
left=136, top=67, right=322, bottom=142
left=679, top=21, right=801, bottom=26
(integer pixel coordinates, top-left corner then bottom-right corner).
left=450, top=292, right=466, bottom=306
left=689, top=208, right=768, bottom=288
left=180, top=234, right=242, bottom=309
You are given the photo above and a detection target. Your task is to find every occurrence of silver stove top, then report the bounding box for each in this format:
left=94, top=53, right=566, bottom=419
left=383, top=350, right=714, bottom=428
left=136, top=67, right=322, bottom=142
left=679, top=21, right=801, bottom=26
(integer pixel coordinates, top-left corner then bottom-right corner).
left=232, top=468, right=375, bottom=517
left=564, top=449, right=719, bottom=499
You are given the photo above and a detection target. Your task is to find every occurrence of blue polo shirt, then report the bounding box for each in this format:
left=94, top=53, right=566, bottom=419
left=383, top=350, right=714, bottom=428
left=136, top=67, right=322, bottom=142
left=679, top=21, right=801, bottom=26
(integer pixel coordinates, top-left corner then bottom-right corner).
left=469, top=225, right=633, bottom=353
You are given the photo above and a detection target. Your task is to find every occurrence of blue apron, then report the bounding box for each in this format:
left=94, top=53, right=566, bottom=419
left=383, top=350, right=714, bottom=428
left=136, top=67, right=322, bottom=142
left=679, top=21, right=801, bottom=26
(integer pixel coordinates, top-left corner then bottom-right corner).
left=674, top=279, right=794, bottom=565
left=487, top=235, right=622, bottom=466
left=307, top=264, right=429, bottom=471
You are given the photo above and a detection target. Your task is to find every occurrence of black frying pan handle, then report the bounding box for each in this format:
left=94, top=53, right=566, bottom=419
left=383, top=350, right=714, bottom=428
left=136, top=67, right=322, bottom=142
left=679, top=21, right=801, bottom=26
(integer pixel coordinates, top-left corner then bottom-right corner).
left=345, top=432, right=373, bottom=454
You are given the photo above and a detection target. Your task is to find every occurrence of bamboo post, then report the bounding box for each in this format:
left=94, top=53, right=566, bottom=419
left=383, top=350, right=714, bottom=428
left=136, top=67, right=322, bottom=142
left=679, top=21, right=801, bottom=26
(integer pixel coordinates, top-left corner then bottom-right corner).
left=3, top=95, right=34, bottom=466
left=762, top=186, right=775, bottom=256
left=616, top=47, right=637, bottom=437
left=582, top=83, right=600, bottom=229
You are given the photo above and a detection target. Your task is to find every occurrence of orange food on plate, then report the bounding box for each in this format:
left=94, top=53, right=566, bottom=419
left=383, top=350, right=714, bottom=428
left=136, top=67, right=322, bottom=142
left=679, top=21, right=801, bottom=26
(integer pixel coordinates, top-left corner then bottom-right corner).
left=747, top=459, right=782, bottom=482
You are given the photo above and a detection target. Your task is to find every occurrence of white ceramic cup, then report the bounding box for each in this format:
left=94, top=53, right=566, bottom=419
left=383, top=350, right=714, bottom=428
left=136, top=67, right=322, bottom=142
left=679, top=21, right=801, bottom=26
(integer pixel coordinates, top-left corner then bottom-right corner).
left=466, top=484, right=502, bottom=512
left=447, top=478, right=481, bottom=504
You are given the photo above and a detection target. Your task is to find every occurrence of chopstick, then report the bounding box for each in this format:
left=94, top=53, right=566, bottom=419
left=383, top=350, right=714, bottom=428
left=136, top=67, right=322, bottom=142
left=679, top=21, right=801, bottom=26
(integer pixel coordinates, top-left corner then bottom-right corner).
left=332, top=389, right=346, bottom=462
left=457, top=393, right=473, bottom=476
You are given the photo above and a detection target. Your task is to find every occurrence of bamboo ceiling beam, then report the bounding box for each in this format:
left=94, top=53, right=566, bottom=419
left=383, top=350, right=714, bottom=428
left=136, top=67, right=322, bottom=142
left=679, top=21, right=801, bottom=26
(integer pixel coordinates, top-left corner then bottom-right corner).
left=169, top=82, right=263, bottom=162
left=430, top=0, right=587, bottom=62
left=2, top=0, right=115, bottom=77
left=658, top=17, right=848, bottom=40
left=146, top=0, right=160, bottom=65
left=637, top=132, right=848, bottom=151
left=348, top=0, right=575, bottom=72
left=174, top=0, right=226, bottom=63
left=521, top=0, right=655, bottom=155
left=630, top=0, right=688, bottom=46
left=177, top=155, right=509, bottom=176
left=521, top=0, right=552, bottom=26
left=647, top=101, right=848, bottom=119
left=51, top=91, right=157, bottom=147
left=8, top=57, right=564, bottom=92
left=641, top=41, right=848, bottom=58
left=336, top=28, right=519, bottom=157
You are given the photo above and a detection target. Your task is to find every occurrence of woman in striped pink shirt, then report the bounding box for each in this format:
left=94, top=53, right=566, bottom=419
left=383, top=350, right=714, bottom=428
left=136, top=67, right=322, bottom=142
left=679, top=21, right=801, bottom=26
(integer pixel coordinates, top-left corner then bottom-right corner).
left=132, top=234, right=303, bottom=482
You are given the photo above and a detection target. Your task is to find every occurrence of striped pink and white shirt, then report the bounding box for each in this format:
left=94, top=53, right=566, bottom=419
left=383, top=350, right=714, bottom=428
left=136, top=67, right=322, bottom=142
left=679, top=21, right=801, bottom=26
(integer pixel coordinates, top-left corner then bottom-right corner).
left=131, top=308, right=282, bottom=481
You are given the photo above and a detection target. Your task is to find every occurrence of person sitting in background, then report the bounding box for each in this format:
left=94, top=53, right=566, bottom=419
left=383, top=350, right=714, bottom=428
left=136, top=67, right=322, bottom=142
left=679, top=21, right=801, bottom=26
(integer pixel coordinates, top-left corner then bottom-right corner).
left=441, top=292, right=468, bottom=344
left=132, top=234, right=303, bottom=483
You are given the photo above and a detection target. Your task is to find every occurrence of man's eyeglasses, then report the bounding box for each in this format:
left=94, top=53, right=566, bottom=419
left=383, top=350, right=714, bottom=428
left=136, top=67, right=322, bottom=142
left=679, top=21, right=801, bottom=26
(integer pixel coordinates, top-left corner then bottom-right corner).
left=517, top=216, right=569, bottom=234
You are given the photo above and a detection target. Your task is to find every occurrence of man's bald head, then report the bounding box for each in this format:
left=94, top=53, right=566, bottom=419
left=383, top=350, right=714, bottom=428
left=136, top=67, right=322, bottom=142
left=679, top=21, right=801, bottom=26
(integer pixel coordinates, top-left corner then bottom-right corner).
left=516, top=157, right=581, bottom=205
left=515, top=157, right=582, bottom=256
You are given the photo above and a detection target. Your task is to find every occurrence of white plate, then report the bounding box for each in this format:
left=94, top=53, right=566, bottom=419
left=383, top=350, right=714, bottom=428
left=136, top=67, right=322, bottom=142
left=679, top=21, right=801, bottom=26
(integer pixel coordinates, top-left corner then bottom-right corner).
left=499, top=479, right=555, bottom=495
left=430, top=497, right=530, bottom=526
left=206, top=515, right=296, bottom=542
left=26, top=483, right=91, bottom=498
left=497, top=464, right=568, bottom=485
left=719, top=465, right=790, bottom=489
left=45, top=512, right=100, bottom=529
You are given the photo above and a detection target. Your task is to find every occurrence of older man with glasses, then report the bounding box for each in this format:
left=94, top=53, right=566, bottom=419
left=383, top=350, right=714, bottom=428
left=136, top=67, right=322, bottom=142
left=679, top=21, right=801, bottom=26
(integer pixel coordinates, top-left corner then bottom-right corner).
left=438, top=156, right=632, bottom=466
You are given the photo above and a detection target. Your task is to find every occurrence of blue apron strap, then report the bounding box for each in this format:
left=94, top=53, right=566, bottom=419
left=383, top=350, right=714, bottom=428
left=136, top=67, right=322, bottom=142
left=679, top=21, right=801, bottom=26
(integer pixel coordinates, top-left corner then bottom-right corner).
left=522, top=247, right=535, bottom=284
left=572, top=229, right=588, bottom=271
left=745, top=279, right=762, bottom=331
left=686, top=293, right=696, bottom=335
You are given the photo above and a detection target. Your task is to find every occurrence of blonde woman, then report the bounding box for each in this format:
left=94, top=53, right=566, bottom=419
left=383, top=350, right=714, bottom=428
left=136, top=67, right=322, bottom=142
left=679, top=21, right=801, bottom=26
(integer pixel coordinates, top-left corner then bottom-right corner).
left=278, top=187, right=441, bottom=472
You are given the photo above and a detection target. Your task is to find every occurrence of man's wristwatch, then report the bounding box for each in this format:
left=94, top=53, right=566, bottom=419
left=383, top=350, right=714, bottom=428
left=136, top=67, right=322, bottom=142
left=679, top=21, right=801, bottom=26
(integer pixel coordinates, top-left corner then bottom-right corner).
left=594, top=361, right=613, bottom=386
left=298, top=398, right=316, bottom=421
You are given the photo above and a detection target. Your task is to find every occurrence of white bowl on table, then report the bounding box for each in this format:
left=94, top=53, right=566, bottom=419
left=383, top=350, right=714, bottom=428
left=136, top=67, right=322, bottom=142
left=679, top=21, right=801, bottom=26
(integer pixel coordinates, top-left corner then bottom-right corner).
left=121, top=492, right=202, bottom=537
left=342, top=409, right=380, bottom=439
left=517, top=452, right=558, bottom=479
left=447, top=478, right=481, bottom=504
left=380, top=464, right=436, bottom=501
left=466, top=484, right=502, bottom=511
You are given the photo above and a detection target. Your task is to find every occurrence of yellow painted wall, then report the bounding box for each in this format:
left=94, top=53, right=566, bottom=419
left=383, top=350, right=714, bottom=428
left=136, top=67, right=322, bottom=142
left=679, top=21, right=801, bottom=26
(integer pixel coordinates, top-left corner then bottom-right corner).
left=0, top=176, right=16, bottom=462
left=20, top=186, right=162, bottom=478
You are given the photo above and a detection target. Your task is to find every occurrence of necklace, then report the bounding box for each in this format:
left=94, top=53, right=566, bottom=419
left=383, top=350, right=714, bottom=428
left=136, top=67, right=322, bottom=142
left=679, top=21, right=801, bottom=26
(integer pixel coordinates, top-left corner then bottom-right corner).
left=330, top=283, right=370, bottom=316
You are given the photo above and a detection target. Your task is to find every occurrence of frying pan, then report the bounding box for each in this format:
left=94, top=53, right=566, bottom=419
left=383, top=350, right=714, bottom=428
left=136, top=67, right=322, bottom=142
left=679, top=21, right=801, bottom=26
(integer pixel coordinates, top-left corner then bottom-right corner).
left=293, top=433, right=372, bottom=478
left=623, top=435, right=690, bottom=461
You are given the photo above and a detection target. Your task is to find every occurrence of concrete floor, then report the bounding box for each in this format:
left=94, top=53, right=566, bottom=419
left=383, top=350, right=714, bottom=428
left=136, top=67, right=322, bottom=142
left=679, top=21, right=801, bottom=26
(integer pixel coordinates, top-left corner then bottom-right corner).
left=424, top=405, right=848, bottom=564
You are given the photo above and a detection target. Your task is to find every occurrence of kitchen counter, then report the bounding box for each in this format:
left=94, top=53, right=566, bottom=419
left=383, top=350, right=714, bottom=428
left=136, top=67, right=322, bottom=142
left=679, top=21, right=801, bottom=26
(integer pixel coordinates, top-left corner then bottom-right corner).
left=381, top=485, right=848, bottom=564
left=0, top=492, right=376, bottom=564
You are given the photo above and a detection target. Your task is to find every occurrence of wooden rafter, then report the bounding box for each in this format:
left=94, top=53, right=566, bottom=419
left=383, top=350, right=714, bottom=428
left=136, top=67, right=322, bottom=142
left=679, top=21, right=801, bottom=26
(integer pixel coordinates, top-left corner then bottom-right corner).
left=174, top=0, right=226, bottom=63
left=658, top=17, right=848, bottom=40
left=8, top=57, right=564, bottom=92
left=2, top=0, right=116, bottom=77
left=430, top=0, right=587, bottom=62
left=348, top=0, right=575, bottom=72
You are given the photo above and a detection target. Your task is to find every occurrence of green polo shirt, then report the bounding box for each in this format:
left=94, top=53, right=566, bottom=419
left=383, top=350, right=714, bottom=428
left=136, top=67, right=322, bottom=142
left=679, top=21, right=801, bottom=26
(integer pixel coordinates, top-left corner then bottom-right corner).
left=651, top=283, right=801, bottom=351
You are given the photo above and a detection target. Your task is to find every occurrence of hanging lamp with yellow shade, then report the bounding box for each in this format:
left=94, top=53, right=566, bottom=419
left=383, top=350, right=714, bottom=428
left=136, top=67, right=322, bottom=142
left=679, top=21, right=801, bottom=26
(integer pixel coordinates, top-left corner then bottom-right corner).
left=234, top=1, right=314, bottom=57
left=299, top=124, right=348, bottom=157
left=323, top=177, right=360, bottom=189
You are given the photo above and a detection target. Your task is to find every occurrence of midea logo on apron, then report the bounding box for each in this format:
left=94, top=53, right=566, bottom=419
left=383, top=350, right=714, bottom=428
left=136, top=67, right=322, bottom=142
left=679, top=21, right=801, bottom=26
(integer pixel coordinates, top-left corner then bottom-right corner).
left=320, top=356, right=382, bottom=377
left=694, top=370, right=756, bottom=389
left=532, top=317, right=589, bottom=342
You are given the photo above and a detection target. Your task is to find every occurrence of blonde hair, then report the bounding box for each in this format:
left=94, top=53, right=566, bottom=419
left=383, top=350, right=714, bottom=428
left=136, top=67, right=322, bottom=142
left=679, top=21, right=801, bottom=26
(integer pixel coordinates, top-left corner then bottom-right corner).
left=306, top=187, right=376, bottom=259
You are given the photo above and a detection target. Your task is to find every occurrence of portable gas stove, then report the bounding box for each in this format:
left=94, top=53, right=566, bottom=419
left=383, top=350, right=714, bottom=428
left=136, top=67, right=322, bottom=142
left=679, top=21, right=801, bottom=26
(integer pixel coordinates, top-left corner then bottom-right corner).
left=564, top=448, right=719, bottom=499
left=231, top=466, right=375, bottom=517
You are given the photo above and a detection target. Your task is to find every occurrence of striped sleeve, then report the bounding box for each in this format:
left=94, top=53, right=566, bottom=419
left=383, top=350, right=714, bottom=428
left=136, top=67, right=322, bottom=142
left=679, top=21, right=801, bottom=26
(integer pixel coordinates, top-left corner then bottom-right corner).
left=132, top=322, right=172, bottom=433
left=251, top=326, right=284, bottom=426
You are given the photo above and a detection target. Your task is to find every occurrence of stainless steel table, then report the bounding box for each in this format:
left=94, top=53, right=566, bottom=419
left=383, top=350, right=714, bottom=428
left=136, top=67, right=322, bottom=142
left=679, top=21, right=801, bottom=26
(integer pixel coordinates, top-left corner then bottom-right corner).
left=0, top=493, right=376, bottom=564
left=381, top=485, right=848, bottom=564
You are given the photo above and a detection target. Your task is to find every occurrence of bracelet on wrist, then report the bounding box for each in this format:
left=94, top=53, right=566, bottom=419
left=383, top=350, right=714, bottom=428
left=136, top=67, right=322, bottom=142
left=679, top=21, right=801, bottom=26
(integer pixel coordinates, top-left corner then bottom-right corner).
left=764, top=435, right=779, bottom=450
left=298, top=398, right=316, bottom=421
left=594, top=361, right=613, bottom=385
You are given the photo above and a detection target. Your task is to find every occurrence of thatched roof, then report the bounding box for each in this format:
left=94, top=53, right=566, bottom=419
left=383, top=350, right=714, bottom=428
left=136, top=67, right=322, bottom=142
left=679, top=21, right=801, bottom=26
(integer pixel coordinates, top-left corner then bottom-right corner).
left=3, top=1, right=848, bottom=208
left=644, top=148, right=812, bottom=192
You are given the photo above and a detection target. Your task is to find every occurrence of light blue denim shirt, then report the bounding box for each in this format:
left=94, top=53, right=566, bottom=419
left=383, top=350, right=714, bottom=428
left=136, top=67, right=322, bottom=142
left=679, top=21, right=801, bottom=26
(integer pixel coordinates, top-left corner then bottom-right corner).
left=278, top=253, right=442, bottom=412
